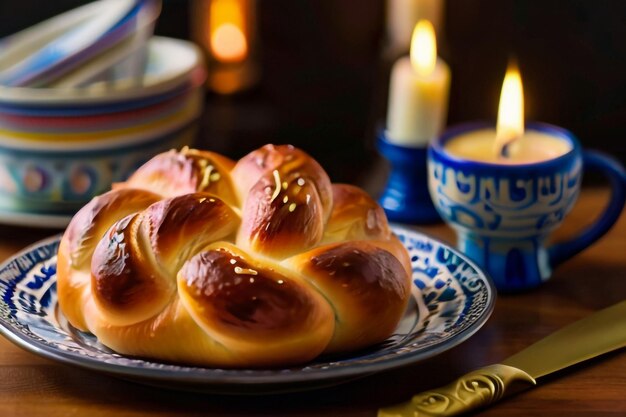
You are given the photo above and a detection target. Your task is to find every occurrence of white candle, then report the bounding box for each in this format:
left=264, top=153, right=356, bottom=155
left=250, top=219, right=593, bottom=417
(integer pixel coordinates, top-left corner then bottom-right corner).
left=386, top=20, right=451, bottom=147
left=444, top=128, right=571, bottom=164
left=444, top=62, right=571, bottom=163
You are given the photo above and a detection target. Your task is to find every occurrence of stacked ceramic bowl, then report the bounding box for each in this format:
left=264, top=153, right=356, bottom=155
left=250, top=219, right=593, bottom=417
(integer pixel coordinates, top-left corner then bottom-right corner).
left=0, top=0, right=205, bottom=227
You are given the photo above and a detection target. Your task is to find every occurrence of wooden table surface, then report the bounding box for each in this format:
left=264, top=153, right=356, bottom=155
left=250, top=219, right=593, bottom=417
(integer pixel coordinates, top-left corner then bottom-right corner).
left=0, top=187, right=624, bottom=416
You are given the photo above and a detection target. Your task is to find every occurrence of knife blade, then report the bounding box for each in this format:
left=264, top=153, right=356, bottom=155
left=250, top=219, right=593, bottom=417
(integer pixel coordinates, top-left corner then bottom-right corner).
left=379, top=300, right=626, bottom=417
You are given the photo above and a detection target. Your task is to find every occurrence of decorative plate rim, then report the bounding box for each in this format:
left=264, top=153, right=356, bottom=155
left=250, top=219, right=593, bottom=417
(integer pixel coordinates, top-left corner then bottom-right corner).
left=0, top=227, right=496, bottom=386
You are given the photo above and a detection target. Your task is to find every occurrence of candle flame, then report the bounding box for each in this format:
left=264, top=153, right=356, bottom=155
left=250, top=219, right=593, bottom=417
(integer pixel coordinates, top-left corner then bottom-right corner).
left=495, top=61, right=524, bottom=157
left=209, top=0, right=248, bottom=63
left=410, top=20, right=437, bottom=77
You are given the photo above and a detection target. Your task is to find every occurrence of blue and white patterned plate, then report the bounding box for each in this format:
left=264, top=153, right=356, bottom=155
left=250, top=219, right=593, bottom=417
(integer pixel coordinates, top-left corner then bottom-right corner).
left=0, top=226, right=495, bottom=394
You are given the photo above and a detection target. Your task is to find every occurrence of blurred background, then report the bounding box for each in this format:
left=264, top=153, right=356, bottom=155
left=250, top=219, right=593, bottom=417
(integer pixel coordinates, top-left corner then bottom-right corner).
left=2, top=0, right=625, bottom=186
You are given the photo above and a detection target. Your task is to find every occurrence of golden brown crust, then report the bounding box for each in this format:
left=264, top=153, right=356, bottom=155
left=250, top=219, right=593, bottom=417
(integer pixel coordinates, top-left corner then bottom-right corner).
left=372, top=235, right=413, bottom=279
left=83, top=297, right=239, bottom=366
left=285, top=241, right=411, bottom=353
left=56, top=238, right=90, bottom=331
left=57, top=145, right=414, bottom=368
left=236, top=170, right=324, bottom=259
left=64, top=189, right=161, bottom=269
left=90, top=213, right=174, bottom=326
left=57, top=189, right=161, bottom=330
left=177, top=243, right=334, bottom=364
left=323, top=184, right=390, bottom=244
left=142, top=193, right=240, bottom=272
left=231, top=144, right=333, bottom=218
left=90, top=194, right=241, bottom=327
left=180, top=249, right=318, bottom=336
left=115, top=148, right=238, bottom=205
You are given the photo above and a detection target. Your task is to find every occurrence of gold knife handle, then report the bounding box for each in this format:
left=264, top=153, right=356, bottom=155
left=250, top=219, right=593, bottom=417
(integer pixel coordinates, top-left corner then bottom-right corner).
left=378, top=364, right=536, bottom=417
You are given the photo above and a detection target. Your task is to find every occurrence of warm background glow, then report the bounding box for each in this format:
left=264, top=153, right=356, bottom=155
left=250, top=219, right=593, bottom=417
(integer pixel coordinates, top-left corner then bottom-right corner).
left=209, top=0, right=248, bottom=63
left=410, top=20, right=437, bottom=77
left=495, top=62, right=524, bottom=154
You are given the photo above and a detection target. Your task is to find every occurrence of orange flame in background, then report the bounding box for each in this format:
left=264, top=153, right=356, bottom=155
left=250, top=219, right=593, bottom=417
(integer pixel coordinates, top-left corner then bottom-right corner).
left=209, top=0, right=248, bottom=63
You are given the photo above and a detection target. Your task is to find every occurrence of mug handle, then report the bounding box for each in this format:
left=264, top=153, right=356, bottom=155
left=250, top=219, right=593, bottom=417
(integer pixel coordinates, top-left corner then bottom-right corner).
left=549, top=150, right=626, bottom=267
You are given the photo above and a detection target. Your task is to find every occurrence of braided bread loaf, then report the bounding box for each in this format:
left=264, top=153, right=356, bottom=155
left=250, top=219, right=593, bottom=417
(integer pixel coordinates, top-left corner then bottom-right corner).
left=57, top=145, right=412, bottom=368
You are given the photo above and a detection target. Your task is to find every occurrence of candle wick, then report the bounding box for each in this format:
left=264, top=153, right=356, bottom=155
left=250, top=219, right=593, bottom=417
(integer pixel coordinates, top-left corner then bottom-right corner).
left=497, top=134, right=519, bottom=159
left=501, top=141, right=512, bottom=158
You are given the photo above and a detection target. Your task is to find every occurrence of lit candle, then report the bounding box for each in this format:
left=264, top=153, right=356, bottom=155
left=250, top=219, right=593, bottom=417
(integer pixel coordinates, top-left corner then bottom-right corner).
left=444, top=63, right=571, bottom=163
left=386, top=0, right=444, bottom=52
left=386, top=20, right=451, bottom=147
left=190, top=0, right=259, bottom=95
left=209, top=0, right=248, bottom=64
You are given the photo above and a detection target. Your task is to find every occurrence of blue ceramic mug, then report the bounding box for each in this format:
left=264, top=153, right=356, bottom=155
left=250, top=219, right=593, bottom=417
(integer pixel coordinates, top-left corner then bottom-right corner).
left=428, top=122, right=626, bottom=292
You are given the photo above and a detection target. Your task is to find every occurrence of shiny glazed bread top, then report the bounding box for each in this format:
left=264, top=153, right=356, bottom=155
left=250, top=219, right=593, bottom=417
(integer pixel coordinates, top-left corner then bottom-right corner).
left=57, top=144, right=413, bottom=368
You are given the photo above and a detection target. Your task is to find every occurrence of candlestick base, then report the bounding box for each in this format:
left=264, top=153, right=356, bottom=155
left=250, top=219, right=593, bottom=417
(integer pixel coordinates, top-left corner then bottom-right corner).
left=376, top=131, right=441, bottom=224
